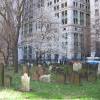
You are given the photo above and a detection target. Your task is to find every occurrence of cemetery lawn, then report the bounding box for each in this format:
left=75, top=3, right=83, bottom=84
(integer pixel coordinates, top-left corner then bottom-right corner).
left=0, top=73, right=100, bottom=100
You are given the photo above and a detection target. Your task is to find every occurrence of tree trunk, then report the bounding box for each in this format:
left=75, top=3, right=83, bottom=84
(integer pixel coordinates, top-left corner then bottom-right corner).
left=13, top=21, right=20, bottom=73
left=13, top=45, right=18, bottom=73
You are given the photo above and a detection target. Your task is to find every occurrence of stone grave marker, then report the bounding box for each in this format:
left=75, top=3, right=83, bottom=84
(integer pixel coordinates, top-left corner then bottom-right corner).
left=88, top=64, right=98, bottom=82
left=4, top=75, right=12, bottom=87
left=97, top=63, right=100, bottom=75
left=21, top=73, right=30, bottom=92
left=72, top=61, right=82, bottom=85
left=73, top=62, right=82, bottom=72
left=32, top=65, right=47, bottom=81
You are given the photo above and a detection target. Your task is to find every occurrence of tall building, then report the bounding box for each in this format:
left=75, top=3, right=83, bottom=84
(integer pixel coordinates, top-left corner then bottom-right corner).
left=18, top=0, right=90, bottom=63
left=46, top=0, right=90, bottom=59
left=90, top=0, right=100, bottom=57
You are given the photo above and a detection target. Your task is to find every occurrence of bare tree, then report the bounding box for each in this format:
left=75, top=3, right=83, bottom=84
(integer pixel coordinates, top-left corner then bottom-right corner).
left=0, top=19, right=12, bottom=66
left=20, top=0, right=59, bottom=64
left=32, top=17, right=59, bottom=64
left=0, top=0, right=25, bottom=72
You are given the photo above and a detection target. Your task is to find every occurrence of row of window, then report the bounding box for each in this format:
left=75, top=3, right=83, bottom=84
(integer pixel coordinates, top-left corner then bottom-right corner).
left=49, top=1, right=89, bottom=11
left=73, top=1, right=90, bottom=11
left=95, top=9, right=99, bottom=16
left=54, top=0, right=89, bottom=4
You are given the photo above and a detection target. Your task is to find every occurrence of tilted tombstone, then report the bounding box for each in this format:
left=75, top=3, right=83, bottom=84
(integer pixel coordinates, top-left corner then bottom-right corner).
left=0, top=63, right=4, bottom=86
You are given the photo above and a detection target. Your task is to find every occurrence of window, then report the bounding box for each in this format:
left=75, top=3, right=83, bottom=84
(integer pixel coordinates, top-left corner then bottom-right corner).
left=73, top=2, right=78, bottom=7
left=54, top=5, right=59, bottom=11
left=73, top=10, right=78, bottom=17
left=80, top=12, right=84, bottom=25
left=61, top=3, right=64, bottom=8
left=65, top=2, right=67, bottom=7
left=54, top=0, right=56, bottom=3
left=56, top=13, right=59, bottom=18
left=95, top=0, right=98, bottom=2
left=57, top=0, right=59, bottom=2
left=55, top=13, right=59, bottom=18
left=65, top=10, right=67, bottom=16
left=57, top=5, right=59, bottom=10
left=62, top=11, right=64, bottom=17
left=54, top=6, right=56, bottom=10
left=29, top=22, right=32, bottom=33
left=62, top=18, right=67, bottom=24
left=65, top=18, right=67, bottom=24
left=61, top=10, right=67, bottom=24
left=61, top=2, right=67, bottom=8
left=73, top=18, right=78, bottom=24
left=50, top=1, right=52, bottom=5
left=95, top=9, right=99, bottom=16
left=54, top=0, right=59, bottom=3
left=62, top=19, right=64, bottom=24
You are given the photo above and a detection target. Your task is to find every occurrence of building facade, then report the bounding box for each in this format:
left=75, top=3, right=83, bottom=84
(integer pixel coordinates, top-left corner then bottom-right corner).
left=18, top=0, right=90, bottom=64
left=90, top=0, right=100, bottom=57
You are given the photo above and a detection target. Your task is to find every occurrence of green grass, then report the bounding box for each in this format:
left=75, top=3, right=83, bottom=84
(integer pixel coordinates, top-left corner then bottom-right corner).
left=0, top=80, right=100, bottom=100
left=0, top=68, right=100, bottom=100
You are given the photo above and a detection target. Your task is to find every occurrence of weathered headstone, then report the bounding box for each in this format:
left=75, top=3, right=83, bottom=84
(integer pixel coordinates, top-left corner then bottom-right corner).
left=32, top=65, right=47, bottom=81
left=4, top=75, right=12, bottom=87
left=37, top=64, right=45, bottom=77
left=80, top=63, right=88, bottom=81
left=32, top=71, right=39, bottom=80
left=21, top=73, right=30, bottom=92
left=97, top=63, right=100, bottom=75
left=72, top=62, right=81, bottom=85
left=73, top=62, right=82, bottom=72
left=0, top=63, right=4, bottom=86
left=88, top=64, right=98, bottom=82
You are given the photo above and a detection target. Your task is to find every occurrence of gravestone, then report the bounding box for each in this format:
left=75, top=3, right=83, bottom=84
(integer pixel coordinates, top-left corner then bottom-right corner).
left=73, top=62, right=82, bottom=72
left=0, top=63, right=4, bottom=86
left=66, top=64, right=73, bottom=83
left=37, top=64, right=45, bottom=77
left=80, top=63, right=88, bottom=81
left=72, top=62, right=81, bottom=85
left=97, top=64, right=100, bottom=75
left=21, top=73, right=30, bottom=92
left=88, top=64, right=98, bottom=82
left=4, top=75, right=12, bottom=87
left=32, top=71, right=39, bottom=80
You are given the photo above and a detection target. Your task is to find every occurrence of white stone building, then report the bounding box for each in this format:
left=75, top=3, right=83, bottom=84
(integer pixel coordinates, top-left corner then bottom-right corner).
left=90, top=0, right=100, bottom=57
left=18, top=0, right=90, bottom=64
